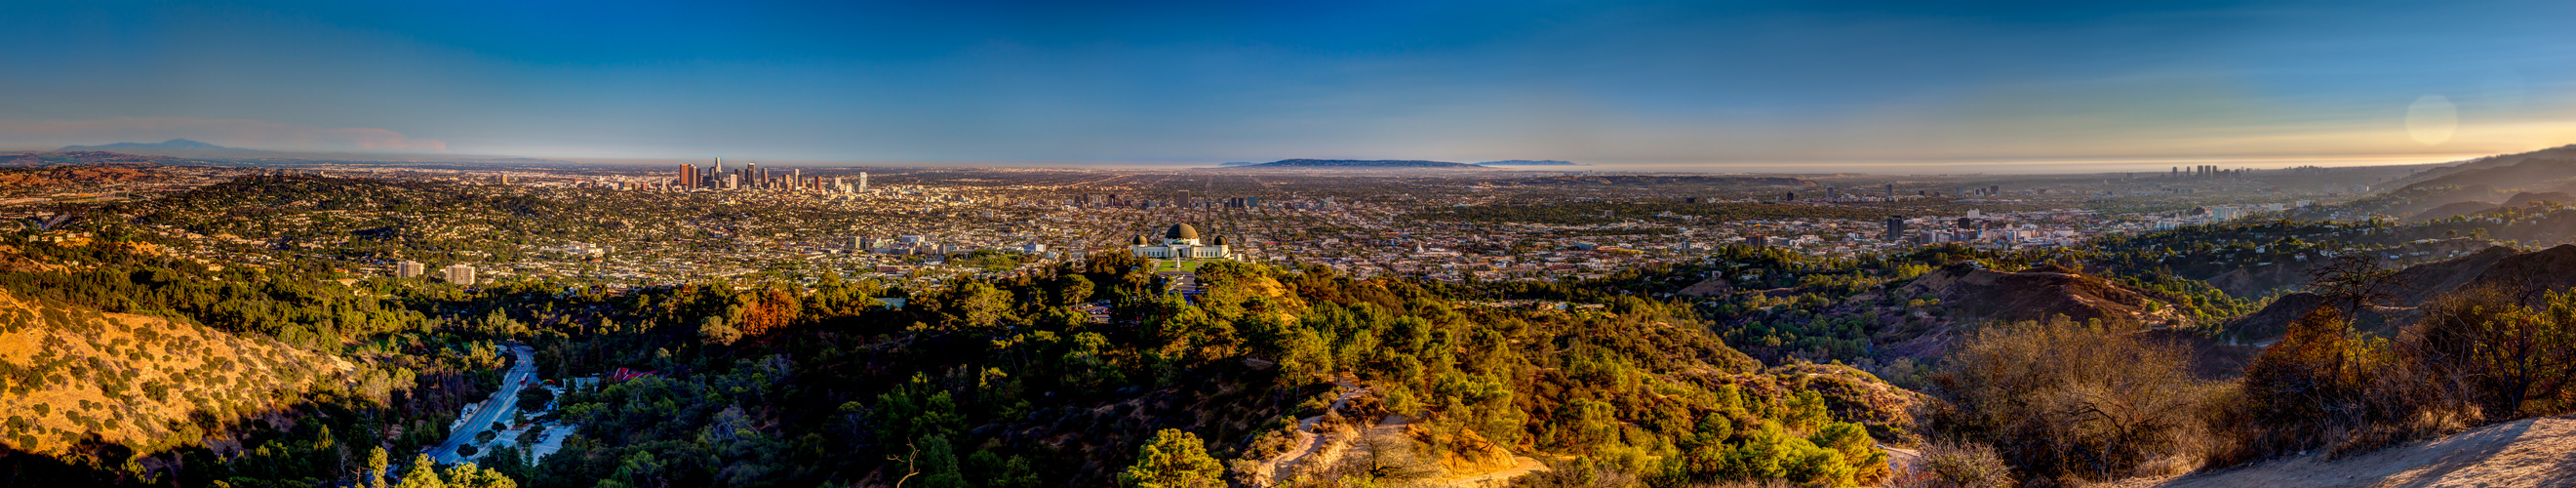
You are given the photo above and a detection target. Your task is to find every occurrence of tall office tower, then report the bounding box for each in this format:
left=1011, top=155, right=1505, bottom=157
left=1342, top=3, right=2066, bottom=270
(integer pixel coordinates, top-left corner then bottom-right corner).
left=714, top=157, right=725, bottom=174
left=858, top=172, right=868, bottom=191
left=792, top=169, right=803, bottom=191
left=443, top=264, right=476, bottom=286
left=677, top=164, right=692, bottom=189
left=1884, top=216, right=1908, bottom=241
left=727, top=174, right=740, bottom=189
left=397, top=261, right=424, bottom=278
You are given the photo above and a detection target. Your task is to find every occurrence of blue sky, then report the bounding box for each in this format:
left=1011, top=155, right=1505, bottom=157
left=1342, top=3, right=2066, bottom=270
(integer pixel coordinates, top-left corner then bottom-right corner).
left=1, top=0, right=2571, bottom=171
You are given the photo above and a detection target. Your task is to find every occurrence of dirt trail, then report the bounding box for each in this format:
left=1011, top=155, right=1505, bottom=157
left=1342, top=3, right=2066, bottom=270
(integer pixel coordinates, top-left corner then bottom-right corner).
left=1247, top=376, right=1546, bottom=487
left=2117, top=415, right=2576, bottom=488
left=1445, top=455, right=1546, bottom=487
left=1253, top=376, right=1367, bottom=484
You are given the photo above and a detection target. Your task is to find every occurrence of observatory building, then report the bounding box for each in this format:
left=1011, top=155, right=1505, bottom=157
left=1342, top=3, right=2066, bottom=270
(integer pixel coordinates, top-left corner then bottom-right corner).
left=1130, top=224, right=1232, bottom=260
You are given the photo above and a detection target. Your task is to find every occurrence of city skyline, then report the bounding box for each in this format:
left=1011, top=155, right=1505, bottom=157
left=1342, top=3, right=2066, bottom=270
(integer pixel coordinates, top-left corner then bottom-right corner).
left=1, top=1, right=2573, bottom=173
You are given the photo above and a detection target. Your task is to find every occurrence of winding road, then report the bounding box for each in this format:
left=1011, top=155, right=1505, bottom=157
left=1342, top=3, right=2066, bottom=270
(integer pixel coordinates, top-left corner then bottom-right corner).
left=425, top=343, right=536, bottom=465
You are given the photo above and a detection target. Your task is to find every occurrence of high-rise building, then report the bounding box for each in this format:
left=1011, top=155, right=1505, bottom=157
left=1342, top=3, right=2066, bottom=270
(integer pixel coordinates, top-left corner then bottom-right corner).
left=1885, top=183, right=1894, bottom=198
left=726, top=174, right=740, bottom=189
left=397, top=261, right=424, bottom=278
left=443, top=264, right=476, bottom=286
left=1884, top=216, right=1908, bottom=241
left=858, top=172, right=868, bottom=191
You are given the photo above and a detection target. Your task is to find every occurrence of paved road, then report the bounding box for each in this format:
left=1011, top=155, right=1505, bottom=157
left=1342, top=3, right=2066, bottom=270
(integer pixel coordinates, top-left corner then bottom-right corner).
left=425, top=343, right=536, bottom=465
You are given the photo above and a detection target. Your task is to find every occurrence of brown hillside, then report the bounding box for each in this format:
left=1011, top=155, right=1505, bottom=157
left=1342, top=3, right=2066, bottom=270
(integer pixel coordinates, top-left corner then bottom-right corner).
left=2222, top=245, right=2576, bottom=344
left=1896, top=264, right=2190, bottom=330
left=0, top=151, right=193, bottom=167
left=0, top=287, right=350, bottom=456
left=2389, top=246, right=2525, bottom=305
left=2407, top=201, right=2501, bottom=223
left=2377, top=184, right=2508, bottom=220
left=2458, top=244, right=2576, bottom=303
left=2501, top=191, right=2576, bottom=208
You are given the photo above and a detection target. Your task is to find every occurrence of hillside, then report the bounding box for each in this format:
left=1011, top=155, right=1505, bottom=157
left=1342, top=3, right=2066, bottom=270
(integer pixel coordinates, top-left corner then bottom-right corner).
left=2387, top=143, right=2576, bottom=190
left=1896, top=264, right=2191, bottom=331
left=1474, top=160, right=1577, bottom=166
left=2407, top=200, right=2500, bottom=223
left=0, top=287, right=351, bottom=457
left=2222, top=244, right=2576, bottom=343
left=0, top=151, right=200, bottom=168
left=0, top=166, right=163, bottom=189
left=2502, top=191, right=2576, bottom=208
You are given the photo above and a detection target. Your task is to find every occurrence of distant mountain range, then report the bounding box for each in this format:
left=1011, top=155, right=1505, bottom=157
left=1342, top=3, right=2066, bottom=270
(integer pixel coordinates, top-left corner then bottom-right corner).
left=1476, top=160, right=1579, bottom=166
left=1231, top=159, right=1490, bottom=169
left=1217, top=161, right=1259, bottom=166
left=58, top=139, right=240, bottom=152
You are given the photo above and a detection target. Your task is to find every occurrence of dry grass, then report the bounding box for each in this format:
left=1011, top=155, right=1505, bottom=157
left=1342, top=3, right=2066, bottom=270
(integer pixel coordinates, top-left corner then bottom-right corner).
left=0, top=287, right=349, bottom=456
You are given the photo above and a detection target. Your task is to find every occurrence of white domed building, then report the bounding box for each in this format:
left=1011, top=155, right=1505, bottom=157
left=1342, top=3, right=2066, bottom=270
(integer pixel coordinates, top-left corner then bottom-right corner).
left=1130, top=224, right=1233, bottom=260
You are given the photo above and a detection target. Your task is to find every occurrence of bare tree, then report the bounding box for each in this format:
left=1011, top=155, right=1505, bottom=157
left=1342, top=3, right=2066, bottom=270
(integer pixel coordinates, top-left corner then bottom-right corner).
left=2305, top=254, right=2401, bottom=316
left=889, top=442, right=920, bottom=488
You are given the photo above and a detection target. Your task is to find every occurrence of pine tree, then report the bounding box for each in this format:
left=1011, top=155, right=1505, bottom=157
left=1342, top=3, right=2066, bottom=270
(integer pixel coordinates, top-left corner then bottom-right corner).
left=1119, top=429, right=1223, bottom=488
left=366, top=446, right=390, bottom=488
left=396, top=454, right=443, bottom=488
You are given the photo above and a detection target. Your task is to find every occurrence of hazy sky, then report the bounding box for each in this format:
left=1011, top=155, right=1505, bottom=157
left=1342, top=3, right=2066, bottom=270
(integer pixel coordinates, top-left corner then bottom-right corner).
left=2, top=0, right=2573, bottom=171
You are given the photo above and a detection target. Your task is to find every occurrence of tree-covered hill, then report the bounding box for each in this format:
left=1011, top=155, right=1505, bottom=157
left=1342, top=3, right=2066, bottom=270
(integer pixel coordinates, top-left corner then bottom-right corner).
left=0, top=218, right=1918, bottom=487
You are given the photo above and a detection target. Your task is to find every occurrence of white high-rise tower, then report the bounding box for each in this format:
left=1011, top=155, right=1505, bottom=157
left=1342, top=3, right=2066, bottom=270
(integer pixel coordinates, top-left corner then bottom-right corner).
left=858, top=172, right=868, bottom=191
